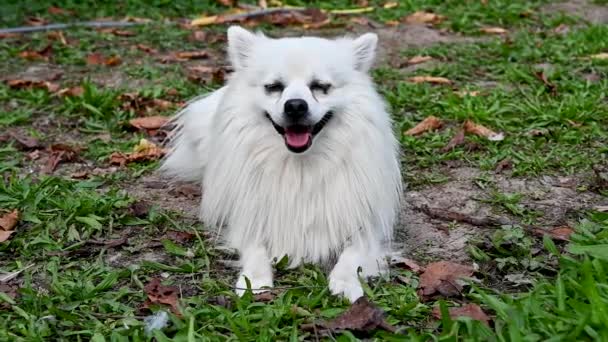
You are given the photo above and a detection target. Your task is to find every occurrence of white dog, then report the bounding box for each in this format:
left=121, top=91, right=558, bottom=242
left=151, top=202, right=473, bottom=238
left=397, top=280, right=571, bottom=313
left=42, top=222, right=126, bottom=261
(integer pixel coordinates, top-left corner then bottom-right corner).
left=160, top=26, right=402, bottom=302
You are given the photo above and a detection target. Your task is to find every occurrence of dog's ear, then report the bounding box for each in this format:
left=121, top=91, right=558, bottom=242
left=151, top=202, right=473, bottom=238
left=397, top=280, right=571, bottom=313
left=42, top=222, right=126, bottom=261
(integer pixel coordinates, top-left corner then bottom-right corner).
left=351, top=33, right=378, bottom=72
left=227, top=26, right=259, bottom=70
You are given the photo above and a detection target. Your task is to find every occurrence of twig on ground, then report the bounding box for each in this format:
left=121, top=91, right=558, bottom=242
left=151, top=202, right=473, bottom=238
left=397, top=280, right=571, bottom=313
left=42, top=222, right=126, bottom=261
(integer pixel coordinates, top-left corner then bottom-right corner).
left=415, top=204, right=512, bottom=227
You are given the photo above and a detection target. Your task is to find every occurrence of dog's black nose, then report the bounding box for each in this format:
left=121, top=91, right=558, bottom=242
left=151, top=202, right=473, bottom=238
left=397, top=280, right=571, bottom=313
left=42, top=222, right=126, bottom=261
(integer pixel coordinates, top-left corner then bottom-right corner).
left=284, top=99, right=308, bottom=119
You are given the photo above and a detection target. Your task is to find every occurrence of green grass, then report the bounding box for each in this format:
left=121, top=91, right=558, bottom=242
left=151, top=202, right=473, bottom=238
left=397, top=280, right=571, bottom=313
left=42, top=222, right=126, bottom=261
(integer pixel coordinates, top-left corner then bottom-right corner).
left=1, top=0, right=608, bottom=340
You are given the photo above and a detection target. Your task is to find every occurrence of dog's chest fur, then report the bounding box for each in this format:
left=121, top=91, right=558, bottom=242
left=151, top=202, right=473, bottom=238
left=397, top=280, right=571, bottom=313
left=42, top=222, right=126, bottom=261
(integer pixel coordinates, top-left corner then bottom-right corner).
left=199, top=105, right=400, bottom=266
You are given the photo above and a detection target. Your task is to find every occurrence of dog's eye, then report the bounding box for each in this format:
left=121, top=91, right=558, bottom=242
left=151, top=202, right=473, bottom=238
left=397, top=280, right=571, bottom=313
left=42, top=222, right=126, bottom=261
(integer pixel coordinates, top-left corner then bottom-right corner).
left=310, top=82, right=331, bottom=95
left=264, top=82, right=284, bottom=93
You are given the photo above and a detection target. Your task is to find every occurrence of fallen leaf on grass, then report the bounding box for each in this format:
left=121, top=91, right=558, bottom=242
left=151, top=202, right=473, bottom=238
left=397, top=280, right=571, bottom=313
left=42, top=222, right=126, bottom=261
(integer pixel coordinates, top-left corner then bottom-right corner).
left=480, top=27, right=508, bottom=35
left=534, top=226, right=574, bottom=241
left=129, top=116, right=170, bottom=133
left=187, top=65, right=228, bottom=84
left=432, top=303, right=490, bottom=325
left=25, top=16, right=48, bottom=26
left=160, top=51, right=209, bottom=63
left=383, top=1, right=399, bottom=9
left=164, top=230, right=195, bottom=244
left=390, top=256, right=423, bottom=273
left=463, top=120, right=504, bottom=141
left=56, top=86, right=84, bottom=97
left=403, top=11, right=445, bottom=25
left=0, top=210, right=20, bottom=231
left=19, top=44, right=53, bottom=61
left=142, top=278, right=181, bottom=316
left=129, top=200, right=151, bottom=218
left=216, top=0, right=236, bottom=6
left=191, top=8, right=329, bottom=29
left=534, top=71, right=557, bottom=95
left=494, top=158, right=513, bottom=174
left=454, top=90, right=481, bottom=97
left=109, top=139, right=166, bottom=166
left=98, top=28, right=135, bottom=37
left=587, top=52, right=608, bottom=60
left=44, top=144, right=81, bottom=174
left=48, top=6, right=74, bottom=15
left=6, top=79, right=60, bottom=92
left=86, top=53, right=121, bottom=66
left=3, top=130, right=42, bottom=150
left=47, top=31, right=68, bottom=45
left=253, top=291, right=276, bottom=302
left=301, top=297, right=396, bottom=334
left=0, top=33, right=20, bottom=39
left=418, top=261, right=474, bottom=299
left=404, top=116, right=442, bottom=136
left=406, top=55, right=433, bottom=65
left=441, top=129, right=465, bottom=152
left=120, top=93, right=175, bottom=115
left=0, top=210, right=20, bottom=243
left=408, top=76, right=452, bottom=85
left=135, top=44, right=158, bottom=54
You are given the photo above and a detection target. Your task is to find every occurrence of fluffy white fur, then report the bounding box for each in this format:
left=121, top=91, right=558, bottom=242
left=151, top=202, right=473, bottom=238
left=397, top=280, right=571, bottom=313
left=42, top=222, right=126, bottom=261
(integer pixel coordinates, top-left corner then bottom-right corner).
left=160, top=26, right=402, bottom=302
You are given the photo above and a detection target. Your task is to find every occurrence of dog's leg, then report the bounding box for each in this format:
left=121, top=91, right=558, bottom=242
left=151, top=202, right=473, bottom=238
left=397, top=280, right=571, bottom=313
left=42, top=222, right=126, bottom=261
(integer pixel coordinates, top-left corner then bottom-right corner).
left=328, top=238, right=386, bottom=302
left=235, top=244, right=274, bottom=296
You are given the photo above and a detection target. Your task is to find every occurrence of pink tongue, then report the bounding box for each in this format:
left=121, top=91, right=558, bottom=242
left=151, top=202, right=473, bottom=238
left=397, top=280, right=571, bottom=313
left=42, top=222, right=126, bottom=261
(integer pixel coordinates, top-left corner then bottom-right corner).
left=285, top=131, right=311, bottom=147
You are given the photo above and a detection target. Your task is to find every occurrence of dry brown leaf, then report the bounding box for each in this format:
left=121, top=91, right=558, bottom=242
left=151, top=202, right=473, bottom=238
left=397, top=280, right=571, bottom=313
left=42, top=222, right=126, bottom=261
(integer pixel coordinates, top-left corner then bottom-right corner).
left=99, top=28, right=135, bottom=37
left=47, top=31, right=68, bottom=45
left=463, top=120, right=504, bottom=141
left=191, top=15, right=219, bottom=27
left=301, top=297, right=396, bottom=334
left=48, top=6, right=73, bottom=15
left=105, top=56, right=122, bottom=66
left=164, top=230, right=195, bottom=243
left=57, top=86, right=84, bottom=97
left=44, top=144, right=80, bottom=174
left=142, top=278, right=181, bottom=316
left=86, top=52, right=105, bottom=65
left=494, top=158, right=513, bottom=174
left=135, top=44, right=158, bottom=54
left=408, top=76, right=452, bottom=85
left=25, top=16, right=48, bottom=26
left=404, top=11, right=445, bottom=25
left=0, top=210, right=20, bottom=231
left=189, top=30, right=208, bottom=42
left=432, top=303, right=490, bottom=325
left=407, top=55, right=433, bottom=65
left=120, top=93, right=175, bottom=115
left=0, top=33, right=20, bottom=39
left=418, top=261, right=474, bottom=299
left=3, top=130, right=42, bottom=150
left=534, top=71, right=557, bottom=95
left=383, top=1, right=398, bottom=9
left=535, top=226, right=574, bottom=241
left=404, top=116, right=443, bottom=136
left=6, top=79, right=60, bottom=92
left=217, top=0, right=236, bottom=6
left=70, top=170, right=89, bottom=179
left=0, top=231, right=14, bottom=243
left=129, top=116, right=170, bottom=131
left=390, top=256, right=423, bottom=273
left=109, top=139, right=166, bottom=166
left=187, top=65, right=227, bottom=84
left=176, top=51, right=209, bottom=59
left=455, top=90, right=481, bottom=97
left=19, top=44, right=53, bottom=61
left=588, top=52, right=608, bottom=60
left=441, top=129, right=466, bottom=152
left=385, top=20, right=400, bottom=26
left=480, top=27, right=508, bottom=35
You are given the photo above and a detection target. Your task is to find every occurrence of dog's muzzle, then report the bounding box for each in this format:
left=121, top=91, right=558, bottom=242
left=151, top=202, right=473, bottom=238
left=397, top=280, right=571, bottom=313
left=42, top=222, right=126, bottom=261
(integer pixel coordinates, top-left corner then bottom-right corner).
left=265, top=111, right=333, bottom=153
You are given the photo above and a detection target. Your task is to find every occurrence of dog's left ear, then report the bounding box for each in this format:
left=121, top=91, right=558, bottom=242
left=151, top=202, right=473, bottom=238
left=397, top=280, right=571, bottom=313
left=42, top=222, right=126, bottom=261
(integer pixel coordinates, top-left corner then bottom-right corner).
left=352, top=33, right=378, bottom=72
left=227, top=26, right=261, bottom=70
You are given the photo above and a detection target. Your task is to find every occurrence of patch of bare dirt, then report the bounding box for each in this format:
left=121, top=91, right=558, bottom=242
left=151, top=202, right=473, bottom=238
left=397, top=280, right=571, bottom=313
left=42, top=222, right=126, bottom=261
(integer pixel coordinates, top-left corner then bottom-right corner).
left=396, top=167, right=606, bottom=262
left=122, top=173, right=201, bottom=219
left=542, top=0, right=608, bottom=24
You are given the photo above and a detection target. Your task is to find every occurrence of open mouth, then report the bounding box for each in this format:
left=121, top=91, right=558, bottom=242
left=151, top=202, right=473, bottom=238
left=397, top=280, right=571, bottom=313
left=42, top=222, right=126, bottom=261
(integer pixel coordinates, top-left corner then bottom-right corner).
left=265, top=112, right=333, bottom=153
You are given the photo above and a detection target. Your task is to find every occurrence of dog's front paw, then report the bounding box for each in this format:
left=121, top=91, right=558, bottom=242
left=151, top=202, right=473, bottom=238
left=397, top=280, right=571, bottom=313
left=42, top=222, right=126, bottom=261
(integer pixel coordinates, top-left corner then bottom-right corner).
left=235, top=273, right=273, bottom=296
left=329, top=271, right=364, bottom=302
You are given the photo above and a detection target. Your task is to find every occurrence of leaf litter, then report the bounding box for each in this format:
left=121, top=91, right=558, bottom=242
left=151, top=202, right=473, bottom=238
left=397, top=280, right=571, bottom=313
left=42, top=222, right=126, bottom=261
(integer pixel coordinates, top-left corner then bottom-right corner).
left=109, top=139, right=166, bottom=166
left=405, top=116, right=443, bottom=136
left=142, top=278, right=181, bottom=316
left=418, top=261, right=475, bottom=300
left=431, top=303, right=490, bottom=325
left=0, top=210, right=20, bottom=243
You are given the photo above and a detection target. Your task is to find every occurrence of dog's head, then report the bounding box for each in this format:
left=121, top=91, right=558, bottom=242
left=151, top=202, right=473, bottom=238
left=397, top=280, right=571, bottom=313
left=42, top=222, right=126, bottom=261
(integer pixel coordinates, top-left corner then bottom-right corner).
left=226, top=26, right=379, bottom=154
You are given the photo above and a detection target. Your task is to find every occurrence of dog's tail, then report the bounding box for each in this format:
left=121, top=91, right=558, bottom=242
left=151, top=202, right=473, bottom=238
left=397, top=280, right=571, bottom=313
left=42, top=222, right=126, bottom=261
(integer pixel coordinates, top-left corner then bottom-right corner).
left=159, top=87, right=226, bottom=183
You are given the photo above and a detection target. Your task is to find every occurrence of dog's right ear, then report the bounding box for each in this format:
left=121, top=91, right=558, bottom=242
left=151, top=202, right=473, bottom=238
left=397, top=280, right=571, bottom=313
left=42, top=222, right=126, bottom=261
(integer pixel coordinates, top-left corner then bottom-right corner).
left=227, top=26, right=259, bottom=70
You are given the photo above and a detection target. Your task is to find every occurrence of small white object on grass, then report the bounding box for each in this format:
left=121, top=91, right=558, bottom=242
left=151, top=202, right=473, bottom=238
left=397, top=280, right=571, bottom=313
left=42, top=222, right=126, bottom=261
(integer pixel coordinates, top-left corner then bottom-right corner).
left=144, top=311, right=169, bottom=335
